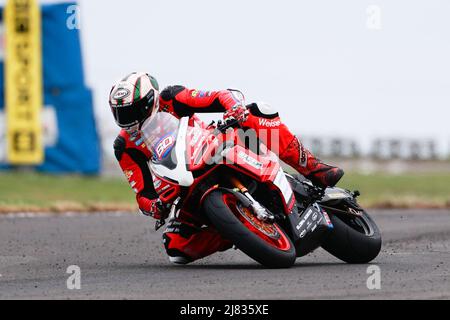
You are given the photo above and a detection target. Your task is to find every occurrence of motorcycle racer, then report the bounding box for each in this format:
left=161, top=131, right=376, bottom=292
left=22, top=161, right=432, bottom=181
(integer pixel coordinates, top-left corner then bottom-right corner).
left=109, top=72, right=344, bottom=264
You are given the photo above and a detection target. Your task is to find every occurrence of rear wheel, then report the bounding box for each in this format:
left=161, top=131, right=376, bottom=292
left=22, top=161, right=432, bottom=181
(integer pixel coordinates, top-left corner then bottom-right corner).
left=203, top=191, right=296, bottom=268
left=321, top=209, right=382, bottom=264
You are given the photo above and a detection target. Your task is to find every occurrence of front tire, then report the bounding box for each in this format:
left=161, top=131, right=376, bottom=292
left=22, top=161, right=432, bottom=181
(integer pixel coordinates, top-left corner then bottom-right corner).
left=203, top=191, right=296, bottom=268
left=321, top=210, right=382, bottom=264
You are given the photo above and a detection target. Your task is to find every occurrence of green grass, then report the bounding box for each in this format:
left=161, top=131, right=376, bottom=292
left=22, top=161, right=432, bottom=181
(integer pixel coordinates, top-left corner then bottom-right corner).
left=0, top=172, right=135, bottom=212
left=339, top=173, right=450, bottom=208
left=0, top=171, right=449, bottom=212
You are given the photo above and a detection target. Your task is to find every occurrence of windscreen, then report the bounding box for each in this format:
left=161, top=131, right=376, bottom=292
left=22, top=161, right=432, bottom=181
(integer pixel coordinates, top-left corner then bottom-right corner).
left=140, top=112, right=180, bottom=162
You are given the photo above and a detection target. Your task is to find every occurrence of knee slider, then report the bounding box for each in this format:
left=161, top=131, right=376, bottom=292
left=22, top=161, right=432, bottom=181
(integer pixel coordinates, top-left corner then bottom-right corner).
left=169, top=256, right=191, bottom=265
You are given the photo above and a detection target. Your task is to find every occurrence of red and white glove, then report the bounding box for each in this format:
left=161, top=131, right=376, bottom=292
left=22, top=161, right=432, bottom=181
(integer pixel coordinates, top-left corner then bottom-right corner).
left=223, top=104, right=249, bottom=124
left=139, top=198, right=169, bottom=220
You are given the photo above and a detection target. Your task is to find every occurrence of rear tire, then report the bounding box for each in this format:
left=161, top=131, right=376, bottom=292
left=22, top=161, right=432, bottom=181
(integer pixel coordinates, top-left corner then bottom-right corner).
left=203, top=191, right=296, bottom=268
left=321, top=211, right=382, bottom=264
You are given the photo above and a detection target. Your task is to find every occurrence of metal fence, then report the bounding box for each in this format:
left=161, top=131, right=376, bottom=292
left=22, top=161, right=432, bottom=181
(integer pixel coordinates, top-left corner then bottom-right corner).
left=302, top=137, right=448, bottom=161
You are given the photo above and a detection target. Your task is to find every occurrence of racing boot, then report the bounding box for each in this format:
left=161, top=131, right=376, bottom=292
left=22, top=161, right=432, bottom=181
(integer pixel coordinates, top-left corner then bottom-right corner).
left=280, top=136, right=344, bottom=188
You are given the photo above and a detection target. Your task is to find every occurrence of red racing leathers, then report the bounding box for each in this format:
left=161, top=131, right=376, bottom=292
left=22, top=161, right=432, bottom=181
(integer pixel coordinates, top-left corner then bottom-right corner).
left=113, top=85, right=340, bottom=264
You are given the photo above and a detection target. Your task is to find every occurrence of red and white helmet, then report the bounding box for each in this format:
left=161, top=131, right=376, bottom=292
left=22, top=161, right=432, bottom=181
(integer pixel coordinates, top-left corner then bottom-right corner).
left=109, top=72, right=160, bottom=130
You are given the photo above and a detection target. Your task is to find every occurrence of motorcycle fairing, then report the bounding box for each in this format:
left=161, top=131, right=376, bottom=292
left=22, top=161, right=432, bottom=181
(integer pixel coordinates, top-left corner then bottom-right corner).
left=145, top=114, right=295, bottom=212
left=151, top=172, right=181, bottom=203
left=223, top=144, right=295, bottom=212
left=186, top=125, right=218, bottom=172
left=149, top=117, right=194, bottom=187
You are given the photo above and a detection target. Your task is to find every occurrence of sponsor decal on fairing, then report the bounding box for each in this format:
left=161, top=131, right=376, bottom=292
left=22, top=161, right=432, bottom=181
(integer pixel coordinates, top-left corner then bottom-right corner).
left=273, top=168, right=294, bottom=204
left=238, top=151, right=263, bottom=170
left=152, top=134, right=176, bottom=160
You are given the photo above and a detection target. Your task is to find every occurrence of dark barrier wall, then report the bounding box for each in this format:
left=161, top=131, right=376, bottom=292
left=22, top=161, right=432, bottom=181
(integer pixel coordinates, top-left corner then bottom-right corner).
left=0, top=2, right=100, bottom=174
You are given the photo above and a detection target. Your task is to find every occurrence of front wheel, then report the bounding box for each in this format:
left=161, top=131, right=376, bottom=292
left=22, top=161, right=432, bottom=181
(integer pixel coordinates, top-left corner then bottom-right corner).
left=321, top=209, right=382, bottom=264
left=203, top=191, right=296, bottom=268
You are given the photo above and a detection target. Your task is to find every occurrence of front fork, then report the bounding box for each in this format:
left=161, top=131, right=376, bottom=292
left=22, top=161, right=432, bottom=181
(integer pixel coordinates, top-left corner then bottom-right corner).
left=229, top=177, right=275, bottom=222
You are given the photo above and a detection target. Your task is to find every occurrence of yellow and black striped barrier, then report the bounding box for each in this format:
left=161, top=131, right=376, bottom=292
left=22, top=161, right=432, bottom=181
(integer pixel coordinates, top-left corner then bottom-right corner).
left=4, top=0, right=43, bottom=165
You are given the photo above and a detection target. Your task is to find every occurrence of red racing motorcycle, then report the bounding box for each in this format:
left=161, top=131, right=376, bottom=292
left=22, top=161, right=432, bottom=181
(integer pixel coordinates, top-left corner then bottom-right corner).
left=141, top=106, right=382, bottom=268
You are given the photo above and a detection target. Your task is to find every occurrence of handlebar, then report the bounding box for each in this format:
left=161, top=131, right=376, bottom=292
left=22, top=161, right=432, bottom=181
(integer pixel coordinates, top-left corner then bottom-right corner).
left=215, top=118, right=242, bottom=134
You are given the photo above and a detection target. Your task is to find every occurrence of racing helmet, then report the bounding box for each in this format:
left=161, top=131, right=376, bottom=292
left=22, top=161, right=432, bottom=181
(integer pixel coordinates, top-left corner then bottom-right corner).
left=109, top=72, right=160, bottom=130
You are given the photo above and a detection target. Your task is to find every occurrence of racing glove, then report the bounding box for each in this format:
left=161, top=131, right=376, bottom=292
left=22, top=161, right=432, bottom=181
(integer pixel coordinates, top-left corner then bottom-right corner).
left=223, top=104, right=249, bottom=124
left=139, top=198, right=170, bottom=220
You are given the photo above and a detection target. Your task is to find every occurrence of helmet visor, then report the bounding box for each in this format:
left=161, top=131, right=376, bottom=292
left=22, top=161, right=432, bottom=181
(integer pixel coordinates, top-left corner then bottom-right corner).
left=111, top=104, right=140, bottom=128
left=111, top=90, right=155, bottom=129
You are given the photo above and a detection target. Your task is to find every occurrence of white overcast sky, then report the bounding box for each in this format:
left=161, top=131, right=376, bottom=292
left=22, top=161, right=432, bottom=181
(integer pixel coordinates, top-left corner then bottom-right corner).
left=5, top=0, right=450, bottom=153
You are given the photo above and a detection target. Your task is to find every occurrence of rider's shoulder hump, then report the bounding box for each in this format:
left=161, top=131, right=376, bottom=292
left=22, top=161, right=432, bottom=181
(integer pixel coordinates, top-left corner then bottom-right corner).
left=160, top=85, right=185, bottom=101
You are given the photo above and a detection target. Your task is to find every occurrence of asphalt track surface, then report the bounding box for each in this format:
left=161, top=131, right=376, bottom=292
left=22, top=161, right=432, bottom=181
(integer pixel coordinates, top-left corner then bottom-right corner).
left=0, top=209, right=449, bottom=300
